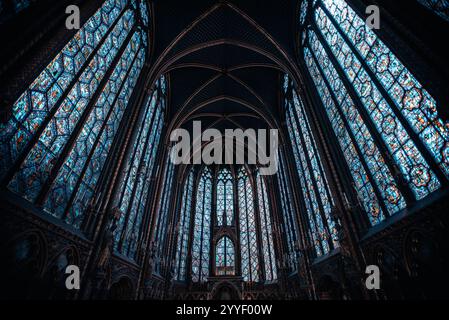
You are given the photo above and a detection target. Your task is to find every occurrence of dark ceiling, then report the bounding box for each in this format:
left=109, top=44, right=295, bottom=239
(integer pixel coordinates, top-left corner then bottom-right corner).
left=148, top=0, right=300, bottom=134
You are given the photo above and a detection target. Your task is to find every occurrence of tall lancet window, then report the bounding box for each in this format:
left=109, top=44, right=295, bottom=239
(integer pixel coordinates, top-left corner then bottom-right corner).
left=283, top=75, right=338, bottom=257
left=417, top=0, right=449, bottom=21
left=0, top=0, right=150, bottom=229
left=174, top=168, right=195, bottom=281
left=300, top=0, right=449, bottom=226
left=276, top=152, right=300, bottom=270
left=215, top=236, right=235, bottom=276
left=113, top=75, right=166, bottom=260
left=153, top=151, right=176, bottom=271
left=191, top=167, right=212, bottom=283
left=216, top=168, right=234, bottom=226
left=238, top=167, right=259, bottom=282
left=255, top=172, right=277, bottom=281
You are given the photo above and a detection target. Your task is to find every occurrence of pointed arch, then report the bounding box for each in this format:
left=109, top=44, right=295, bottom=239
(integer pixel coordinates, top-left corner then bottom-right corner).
left=215, top=236, right=235, bottom=276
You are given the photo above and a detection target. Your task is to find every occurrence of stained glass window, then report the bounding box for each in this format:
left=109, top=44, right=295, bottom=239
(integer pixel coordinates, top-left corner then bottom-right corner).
left=191, top=167, right=212, bottom=283
left=255, top=172, right=277, bottom=281
left=300, top=0, right=448, bottom=226
left=47, top=32, right=146, bottom=228
left=284, top=74, right=339, bottom=257
left=152, top=153, right=175, bottom=271
left=216, top=168, right=234, bottom=226
left=139, top=0, right=150, bottom=27
left=174, top=169, right=195, bottom=281
left=215, top=236, right=235, bottom=276
left=0, top=0, right=151, bottom=231
left=113, top=75, right=166, bottom=259
left=238, top=167, right=259, bottom=282
left=417, top=0, right=449, bottom=21
left=9, top=5, right=135, bottom=201
left=276, top=151, right=299, bottom=270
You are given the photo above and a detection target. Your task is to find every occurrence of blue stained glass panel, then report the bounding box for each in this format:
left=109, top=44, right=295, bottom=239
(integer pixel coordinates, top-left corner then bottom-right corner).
left=191, top=167, right=212, bottom=283
left=0, top=0, right=128, bottom=179
left=417, top=0, right=449, bottom=21
left=174, top=169, right=195, bottom=281
left=238, top=167, right=259, bottom=282
left=9, top=9, right=136, bottom=202
left=216, top=168, right=234, bottom=226
left=44, top=31, right=144, bottom=223
left=305, top=45, right=387, bottom=225
left=315, top=1, right=441, bottom=200
left=276, top=152, right=299, bottom=270
left=256, top=172, right=277, bottom=281
left=215, top=236, right=235, bottom=276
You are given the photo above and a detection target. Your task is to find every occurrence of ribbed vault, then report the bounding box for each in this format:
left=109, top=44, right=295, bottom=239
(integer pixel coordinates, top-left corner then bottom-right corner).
left=143, top=0, right=302, bottom=145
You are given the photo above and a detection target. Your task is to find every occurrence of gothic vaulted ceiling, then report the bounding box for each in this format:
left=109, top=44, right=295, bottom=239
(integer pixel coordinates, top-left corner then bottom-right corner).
left=146, top=0, right=300, bottom=135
